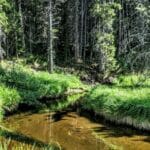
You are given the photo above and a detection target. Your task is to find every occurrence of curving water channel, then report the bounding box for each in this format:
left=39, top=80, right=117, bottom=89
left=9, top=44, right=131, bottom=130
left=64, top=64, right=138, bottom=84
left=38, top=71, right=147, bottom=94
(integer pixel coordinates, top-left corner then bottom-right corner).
left=0, top=111, right=150, bottom=150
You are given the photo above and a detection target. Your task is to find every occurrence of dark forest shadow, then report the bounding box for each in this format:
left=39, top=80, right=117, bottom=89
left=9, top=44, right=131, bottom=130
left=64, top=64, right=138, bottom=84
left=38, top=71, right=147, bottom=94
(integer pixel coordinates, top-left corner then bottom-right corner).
left=79, top=109, right=150, bottom=144
left=92, top=126, right=150, bottom=144
left=45, top=111, right=68, bottom=122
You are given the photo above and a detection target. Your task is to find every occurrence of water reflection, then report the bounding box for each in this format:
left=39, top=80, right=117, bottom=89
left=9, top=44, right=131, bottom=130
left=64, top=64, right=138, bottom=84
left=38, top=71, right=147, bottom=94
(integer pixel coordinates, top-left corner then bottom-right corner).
left=0, top=112, right=150, bottom=150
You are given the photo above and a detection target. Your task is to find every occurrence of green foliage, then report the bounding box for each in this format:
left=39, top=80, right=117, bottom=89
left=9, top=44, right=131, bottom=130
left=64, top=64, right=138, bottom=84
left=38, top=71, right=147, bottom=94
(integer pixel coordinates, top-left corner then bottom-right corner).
left=0, top=84, right=20, bottom=119
left=1, top=0, right=150, bottom=76
left=81, top=75, right=150, bottom=128
left=0, top=0, right=9, bottom=29
left=114, top=74, right=150, bottom=87
left=93, top=2, right=121, bottom=20
left=117, top=0, right=150, bottom=72
left=0, top=62, right=84, bottom=118
left=0, top=0, right=22, bottom=56
left=91, top=1, right=121, bottom=75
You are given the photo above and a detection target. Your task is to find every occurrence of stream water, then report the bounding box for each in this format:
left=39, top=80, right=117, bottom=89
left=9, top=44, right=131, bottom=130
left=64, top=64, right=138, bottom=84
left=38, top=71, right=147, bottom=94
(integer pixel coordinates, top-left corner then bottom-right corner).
left=0, top=111, right=150, bottom=150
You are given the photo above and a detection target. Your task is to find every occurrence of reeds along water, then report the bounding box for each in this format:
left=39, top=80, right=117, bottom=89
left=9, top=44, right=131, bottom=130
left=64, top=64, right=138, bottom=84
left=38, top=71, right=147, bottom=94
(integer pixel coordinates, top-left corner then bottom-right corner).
left=96, top=111, right=150, bottom=131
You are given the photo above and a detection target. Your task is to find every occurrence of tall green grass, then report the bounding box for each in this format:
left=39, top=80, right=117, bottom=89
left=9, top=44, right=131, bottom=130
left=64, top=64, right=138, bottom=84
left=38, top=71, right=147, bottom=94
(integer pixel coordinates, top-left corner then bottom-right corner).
left=0, top=126, right=61, bottom=150
left=0, top=140, right=61, bottom=150
left=113, top=74, right=150, bottom=87
left=0, top=62, right=84, bottom=118
left=0, top=84, right=20, bottom=119
left=81, top=75, right=150, bottom=130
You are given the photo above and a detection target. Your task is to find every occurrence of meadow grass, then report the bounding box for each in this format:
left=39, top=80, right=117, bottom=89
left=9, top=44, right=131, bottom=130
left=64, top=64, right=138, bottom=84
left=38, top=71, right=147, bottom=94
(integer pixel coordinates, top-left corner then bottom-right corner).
left=0, top=84, right=20, bottom=119
left=0, top=140, right=61, bottom=150
left=0, top=61, right=85, bottom=119
left=81, top=75, right=150, bottom=130
left=113, top=74, right=150, bottom=87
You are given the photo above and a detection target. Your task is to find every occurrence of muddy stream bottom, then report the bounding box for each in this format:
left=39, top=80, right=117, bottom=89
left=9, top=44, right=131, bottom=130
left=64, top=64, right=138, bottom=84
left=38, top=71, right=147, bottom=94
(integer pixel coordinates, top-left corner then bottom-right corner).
left=0, top=112, right=150, bottom=150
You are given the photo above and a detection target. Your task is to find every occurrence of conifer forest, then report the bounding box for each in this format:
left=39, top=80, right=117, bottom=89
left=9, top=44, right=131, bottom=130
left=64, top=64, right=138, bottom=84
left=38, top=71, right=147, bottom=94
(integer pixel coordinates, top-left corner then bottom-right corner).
left=0, top=0, right=150, bottom=150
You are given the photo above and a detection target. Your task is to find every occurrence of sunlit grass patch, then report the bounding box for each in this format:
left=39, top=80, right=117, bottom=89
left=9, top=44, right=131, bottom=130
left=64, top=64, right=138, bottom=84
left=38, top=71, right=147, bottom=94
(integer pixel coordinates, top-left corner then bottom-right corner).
left=0, top=61, right=85, bottom=118
left=81, top=77, right=150, bottom=130
left=0, top=140, right=61, bottom=150
left=0, top=84, right=20, bottom=119
left=113, top=74, right=150, bottom=87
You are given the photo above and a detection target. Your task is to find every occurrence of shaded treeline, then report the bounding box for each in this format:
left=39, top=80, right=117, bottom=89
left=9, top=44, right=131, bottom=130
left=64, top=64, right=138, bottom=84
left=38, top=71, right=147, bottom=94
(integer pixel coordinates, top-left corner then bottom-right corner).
left=0, top=0, right=150, bottom=77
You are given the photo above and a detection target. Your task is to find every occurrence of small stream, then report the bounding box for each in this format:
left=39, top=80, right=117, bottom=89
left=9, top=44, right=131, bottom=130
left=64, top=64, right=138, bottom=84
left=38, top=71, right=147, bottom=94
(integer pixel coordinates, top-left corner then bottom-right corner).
left=0, top=111, right=150, bottom=150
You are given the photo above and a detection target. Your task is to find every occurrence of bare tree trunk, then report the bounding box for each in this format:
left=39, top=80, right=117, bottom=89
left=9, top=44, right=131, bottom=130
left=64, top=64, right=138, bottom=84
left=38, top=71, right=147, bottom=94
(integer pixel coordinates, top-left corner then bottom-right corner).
left=15, top=32, right=18, bottom=59
left=74, top=0, right=80, bottom=63
left=0, top=26, right=2, bottom=61
left=118, top=1, right=122, bottom=57
left=29, top=26, right=32, bottom=53
left=48, top=0, right=54, bottom=73
left=29, top=0, right=33, bottom=54
left=13, top=1, right=18, bottom=58
left=0, top=26, right=5, bottom=62
left=18, top=0, right=26, bottom=51
left=80, top=0, right=84, bottom=61
left=83, top=0, right=87, bottom=62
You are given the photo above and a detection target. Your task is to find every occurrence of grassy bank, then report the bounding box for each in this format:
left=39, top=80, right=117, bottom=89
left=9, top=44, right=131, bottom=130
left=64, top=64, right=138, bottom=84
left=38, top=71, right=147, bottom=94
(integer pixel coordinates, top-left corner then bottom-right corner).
left=81, top=75, right=150, bottom=130
left=0, top=84, right=21, bottom=119
left=0, top=118, right=61, bottom=150
left=0, top=140, right=60, bottom=150
left=0, top=61, right=150, bottom=131
left=0, top=62, right=85, bottom=119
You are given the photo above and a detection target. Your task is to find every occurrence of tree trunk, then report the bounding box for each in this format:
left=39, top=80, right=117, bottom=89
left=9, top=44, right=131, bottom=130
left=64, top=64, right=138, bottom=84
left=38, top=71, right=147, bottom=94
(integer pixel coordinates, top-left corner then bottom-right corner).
left=0, top=26, right=2, bottom=61
left=29, top=26, right=32, bottom=53
left=74, top=0, right=80, bottom=63
left=13, top=1, right=18, bottom=58
left=48, top=0, right=54, bottom=73
left=80, top=0, right=84, bottom=61
left=83, top=0, right=87, bottom=62
left=18, top=0, right=26, bottom=51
